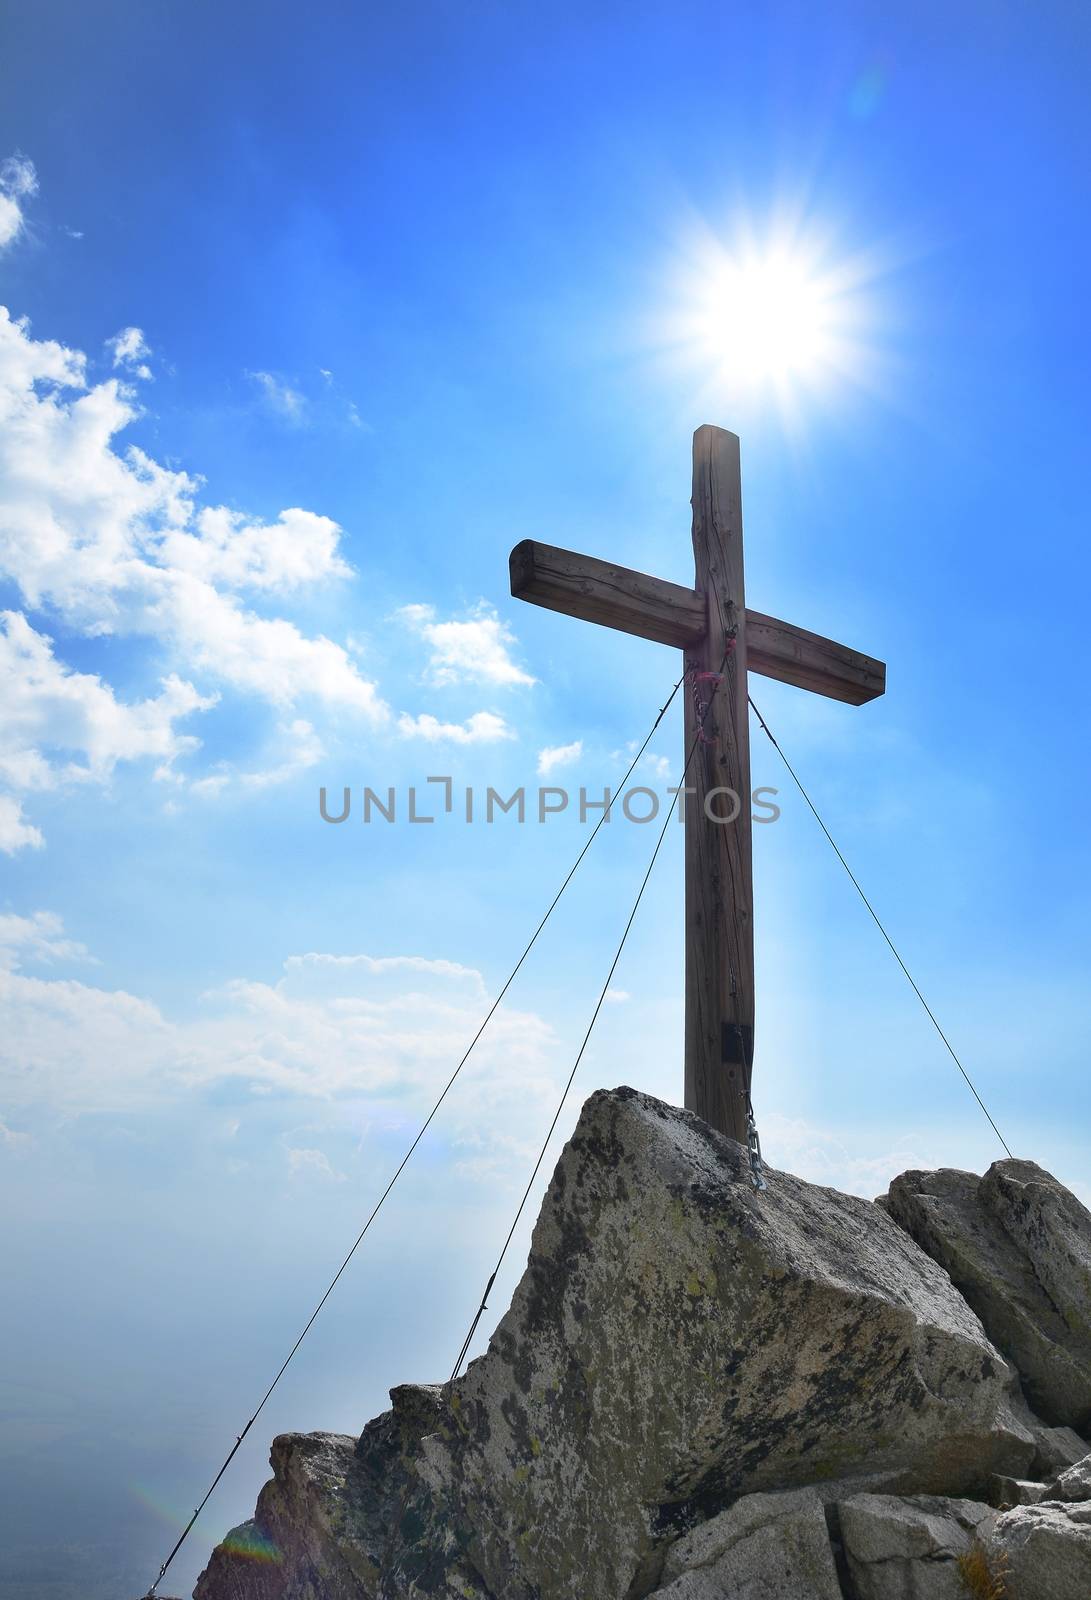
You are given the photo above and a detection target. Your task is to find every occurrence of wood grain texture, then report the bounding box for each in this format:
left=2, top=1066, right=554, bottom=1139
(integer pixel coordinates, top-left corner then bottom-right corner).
left=747, top=610, right=886, bottom=705
left=509, top=539, right=705, bottom=649
left=684, top=426, right=754, bottom=1146
left=510, top=540, right=885, bottom=705
left=506, top=430, right=887, bottom=1149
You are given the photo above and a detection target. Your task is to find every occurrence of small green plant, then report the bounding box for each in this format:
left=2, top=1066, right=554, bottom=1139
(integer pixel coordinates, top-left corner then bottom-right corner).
left=957, top=1541, right=1009, bottom=1599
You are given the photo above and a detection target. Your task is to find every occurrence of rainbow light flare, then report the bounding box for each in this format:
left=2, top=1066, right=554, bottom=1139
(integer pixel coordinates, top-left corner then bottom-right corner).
left=219, top=1525, right=283, bottom=1564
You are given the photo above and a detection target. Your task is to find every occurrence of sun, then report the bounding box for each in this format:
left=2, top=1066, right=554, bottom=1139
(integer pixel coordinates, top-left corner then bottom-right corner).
left=662, top=220, right=876, bottom=414
left=700, top=248, right=835, bottom=386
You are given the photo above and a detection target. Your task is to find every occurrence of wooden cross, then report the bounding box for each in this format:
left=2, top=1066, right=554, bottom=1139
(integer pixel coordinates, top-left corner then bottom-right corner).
left=509, top=424, right=886, bottom=1146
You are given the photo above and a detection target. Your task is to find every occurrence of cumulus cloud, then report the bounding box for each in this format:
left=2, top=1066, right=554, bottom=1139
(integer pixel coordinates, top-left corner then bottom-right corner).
left=0, top=154, right=37, bottom=251
left=166, top=579, right=385, bottom=713
left=537, top=739, right=582, bottom=777
left=399, top=602, right=536, bottom=688
left=0, top=306, right=390, bottom=837
left=106, top=326, right=152, bottom=377
left=0, top=610, right=216, bottom=797
left=0, top=795, right=43, bottom=854
left=397, top=710, right=513, bottom=744
left=0, top=910, right=93, bottom=970
left=0, top=184, right=535, bottom=843
left=0, top=310, right=364, bottom=641
left=160, top=505, right=351, bottom=592
left=0, top=924, right=558, bottom=1172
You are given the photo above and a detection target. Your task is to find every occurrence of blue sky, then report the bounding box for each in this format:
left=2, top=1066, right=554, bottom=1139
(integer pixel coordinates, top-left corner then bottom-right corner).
left=2, top=3, right=1090, bottom=1596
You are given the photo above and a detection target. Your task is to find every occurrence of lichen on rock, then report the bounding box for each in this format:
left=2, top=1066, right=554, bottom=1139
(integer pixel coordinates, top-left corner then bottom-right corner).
left=882, top=1160, right=1091, bottom=1431
left=194, top=1088, right=1088, bottom=1600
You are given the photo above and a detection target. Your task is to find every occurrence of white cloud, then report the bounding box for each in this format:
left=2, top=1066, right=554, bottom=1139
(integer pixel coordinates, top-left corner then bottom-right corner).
left=611, top=745, right=673, bottom=781
left=0, top=189, right=531, bottom=850
left=0, top=1115, right=31, bottom=1149
left=0, top=305, right=389, bottom=838
left=0, top=200, right=23, bottom=250
left=160, top=505, right=351, bottom=592
left=0, top=610, right=216, bottom=790
left=453, top=1127, right=541, bottom=1185
left=0, top=910, right=92, bottom=970
left=284, top=952, right=485, bottom=988
left=249, top=369, right=307, bottom=424
left=603, top=987, right=630, bottom=1004
left=398, top=602, right=535, bottom=688
left=0, top=961, right=173, bottom=1111
left=0, top=310, right=362, bottom=630
left=642, top=753, right=672, bottom=780
left=106, top=327, right=151, bottom=377
left=537, top=739, right=582, bottom=777
left=0, top=154, right=37, bottom=252
left=397, top=710, right=513, bottom=744
left=0, top=155, right=37, bottom=198
left=760, top=1112, right=922, bottom=1199
left=188, top=774, right=228, bottom=798
left=286, top=1145, right=346, bottom=1182
left=242, top=719, right=324, bottom=788
left=0, top=927, right=559, bottom=1169
left=167, top=579, right=387, bottom=713
left=179, top=718, right=325, bottom=797
left=0, top=795, right=43, bottom=854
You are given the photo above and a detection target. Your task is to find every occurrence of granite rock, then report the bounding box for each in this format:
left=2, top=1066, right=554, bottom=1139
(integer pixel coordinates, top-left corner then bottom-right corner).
left=197, top=1089, right=1036, bottom=1600
left=650, top=1488, right=842, bottom=1599
left=883, top=1161, right=1091, bottom=1430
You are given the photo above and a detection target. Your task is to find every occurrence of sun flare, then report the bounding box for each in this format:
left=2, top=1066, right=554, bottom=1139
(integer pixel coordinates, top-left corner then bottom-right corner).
left=701, top=249, right=835, bottom=385
left=664, top=221, right=876, bottom=416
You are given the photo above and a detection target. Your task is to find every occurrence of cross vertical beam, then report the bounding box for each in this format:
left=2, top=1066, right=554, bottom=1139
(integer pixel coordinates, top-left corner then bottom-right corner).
left=684, top=426, right=754, bottom=1144
left=507, top=424, right=886, bottom=1147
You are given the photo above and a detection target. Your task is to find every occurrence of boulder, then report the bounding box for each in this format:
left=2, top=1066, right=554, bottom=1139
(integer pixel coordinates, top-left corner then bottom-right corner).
left=837, top=1494, right=996, bottom=1600
left=882, top=1161, right=1091, bottom=1430
left=1046, top=1451, right=1091, bottom=1503
left=649, top=1488, right=841, bottom=1598
left=981, top=1161, right=1091, bottom=1348
left=197, top=1088, right=1036, bottom=1600
left=194, top=1417, right=492, bottom=1600
left=987, top=1474, right=1046, bottom=1508
left=985, top=1501, right=1091, bottom=1598
left=1021, top=1418, right=1090, bottom=1478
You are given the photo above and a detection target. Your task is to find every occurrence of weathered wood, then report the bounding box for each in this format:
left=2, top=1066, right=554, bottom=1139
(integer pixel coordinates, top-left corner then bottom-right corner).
left=506, top=423, right=887, bottom=1148
left=747, top=610, right=886, bottom=705
left=684, top=426, right=754, bottom=1146
left=509, top=539, right=706, bottom=649
left=510, top=539, right=885, bottom=704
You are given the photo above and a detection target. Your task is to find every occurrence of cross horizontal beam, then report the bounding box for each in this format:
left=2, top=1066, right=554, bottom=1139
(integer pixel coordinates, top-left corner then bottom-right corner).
left=509, top=537, right=705, bottom=649
left=509, top=539, right=886, bottom=705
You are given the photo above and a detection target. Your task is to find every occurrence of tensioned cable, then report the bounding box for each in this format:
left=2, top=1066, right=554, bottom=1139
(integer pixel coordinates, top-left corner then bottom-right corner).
left=142, top=669, right=687, bottom=1598
left=447, top=740, right=697, bottom=1385
left=377, top=671, right=723, bottom=1600
left=690, top=469, right=1008, bottom=1159
left=748, top=692, right=1014, bottom=1160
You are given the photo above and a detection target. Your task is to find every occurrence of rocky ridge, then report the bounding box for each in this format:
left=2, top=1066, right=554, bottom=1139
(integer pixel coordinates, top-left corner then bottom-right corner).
left=193, top=1088, right=1091, bottom=1599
